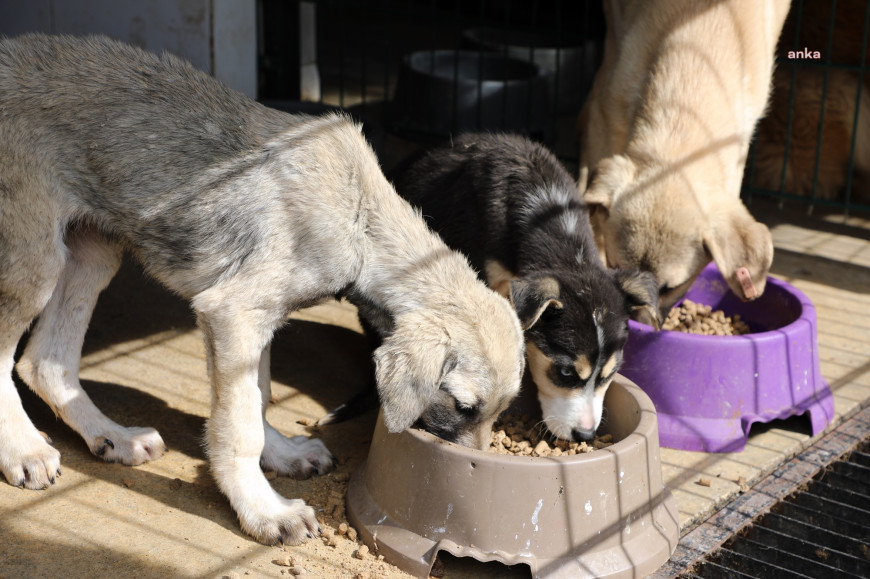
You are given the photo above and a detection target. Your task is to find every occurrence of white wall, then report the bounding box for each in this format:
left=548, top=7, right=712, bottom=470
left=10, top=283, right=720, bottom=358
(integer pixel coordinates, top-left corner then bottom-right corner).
left=0, top=0, right=257, bottom=98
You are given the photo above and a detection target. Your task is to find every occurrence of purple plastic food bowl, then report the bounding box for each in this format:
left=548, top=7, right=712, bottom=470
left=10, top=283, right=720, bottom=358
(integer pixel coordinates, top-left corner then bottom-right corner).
left=620, top=263, right=834, bottom=453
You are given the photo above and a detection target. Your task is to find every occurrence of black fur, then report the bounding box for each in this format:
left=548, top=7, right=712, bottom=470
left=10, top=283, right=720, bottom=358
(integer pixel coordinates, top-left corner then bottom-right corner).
left=394, top=134, right=658, bottom=440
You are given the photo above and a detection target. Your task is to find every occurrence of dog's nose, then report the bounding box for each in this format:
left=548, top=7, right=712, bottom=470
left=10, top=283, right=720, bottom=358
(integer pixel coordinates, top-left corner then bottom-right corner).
left=571, top=428, right=595, bottom=443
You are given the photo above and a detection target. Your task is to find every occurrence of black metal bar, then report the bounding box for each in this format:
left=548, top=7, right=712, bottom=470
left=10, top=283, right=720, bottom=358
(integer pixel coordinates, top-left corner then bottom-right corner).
left=338, top=1, right=346, bottom=108
left=360, top=2, right=368, bottom=111
left=840, top=0, right=870, bottom=216
left=766, top=507, right=870, bottom=545
left=527, top=0, right=539, bottom=135
left=707, top=547, right=816, bottom=579
left=743, top=186, right=870, bottom=213
left=817, top=465, right=870, bottom=496
left=727, top=534, right=864, bottom=578
left=806, top=0, right=840, bottom=214
left=793, top=485, right=870, bottom=528
left=849, top=450, right=870, bottom=468
left=776, top=0, right=806, bottom=210
left=692, top=560, right=757, bottom=578
left=743, top=524, right=870, bottom=577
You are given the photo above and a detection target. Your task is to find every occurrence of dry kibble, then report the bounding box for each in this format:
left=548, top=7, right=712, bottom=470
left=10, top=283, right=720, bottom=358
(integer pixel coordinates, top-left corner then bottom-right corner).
left=353, top=545, right=369, bottom=559
left=662, top=299, right=751, bottom=335
left=272, top=554, right=294, bottom=567
left=533, top=440, right=550, bottom=457
left=346, top=527, right=358, bottom=542
left=489, top=414, right=613, bottom=455
left=697, top=477, right=713, bottom=487
left=338, top=522, right=348, bottom=536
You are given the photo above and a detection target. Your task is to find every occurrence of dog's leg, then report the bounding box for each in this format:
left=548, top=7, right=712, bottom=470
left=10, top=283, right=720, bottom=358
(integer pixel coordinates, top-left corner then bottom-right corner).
left=0, top=218, right=67, bottom=489
left=15, top=227, right=166, bottom=465
left=196, top=300, right=329, bottom=545
left=257, top=344, right=333, bottom=477
left=1, top=321, right=64, bottom=488
left=0, top=350, right=61, bottom=489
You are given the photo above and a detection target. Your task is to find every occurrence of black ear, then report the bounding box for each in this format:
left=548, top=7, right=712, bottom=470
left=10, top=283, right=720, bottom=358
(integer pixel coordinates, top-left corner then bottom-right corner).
left=509, top=276, right=563, bottom=330
left=614, top=269, right=661, bottom=329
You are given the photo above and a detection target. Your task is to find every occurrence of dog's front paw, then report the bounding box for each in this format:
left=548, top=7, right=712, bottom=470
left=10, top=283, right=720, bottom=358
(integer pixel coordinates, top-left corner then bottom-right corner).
left=261, top=425, right=334, bottom=479
left=241, top=497, right=322, bottom=546
left=88, top=426, right=166, bottom=465
left=0, top=429, right=62, bottom=490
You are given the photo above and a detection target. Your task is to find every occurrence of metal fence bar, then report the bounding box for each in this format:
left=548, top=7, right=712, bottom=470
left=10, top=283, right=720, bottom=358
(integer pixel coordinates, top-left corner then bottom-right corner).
left=841, top=1, right=870, bottom=216
left=806, top=0, right=840, bottom=214
left=779, top=0, right=804, bottom=208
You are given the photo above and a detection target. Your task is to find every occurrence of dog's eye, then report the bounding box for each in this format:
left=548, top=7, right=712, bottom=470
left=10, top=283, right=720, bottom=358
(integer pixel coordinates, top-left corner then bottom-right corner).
left=558, top=366, right=575, bottom=377
left=454, top=399, right=478, bottom=416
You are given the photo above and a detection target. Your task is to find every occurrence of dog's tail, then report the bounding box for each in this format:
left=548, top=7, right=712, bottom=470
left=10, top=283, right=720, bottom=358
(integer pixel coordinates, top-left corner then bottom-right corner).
left=316, top=385, right=379, bottom=426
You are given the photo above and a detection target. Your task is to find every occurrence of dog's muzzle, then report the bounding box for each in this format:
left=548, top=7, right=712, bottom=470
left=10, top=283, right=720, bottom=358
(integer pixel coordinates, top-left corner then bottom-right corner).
left=572, top=427, right=596, bottom=443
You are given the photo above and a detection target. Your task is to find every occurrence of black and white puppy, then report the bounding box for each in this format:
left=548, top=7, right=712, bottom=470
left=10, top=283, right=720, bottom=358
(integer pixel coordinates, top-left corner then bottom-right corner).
left=389, top=133, right=659, bottom=441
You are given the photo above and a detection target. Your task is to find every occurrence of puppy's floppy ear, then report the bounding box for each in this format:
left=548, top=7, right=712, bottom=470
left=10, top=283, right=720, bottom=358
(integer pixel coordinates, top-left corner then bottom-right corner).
left=509, top=276, right=563, bottom=330
left=583, top=154, right=637, bottom=213
left=703, top=206, right=773, bottom=301
left=614, top=268, right=661, bottom=329
left=373, top=313, right=455, bottom=433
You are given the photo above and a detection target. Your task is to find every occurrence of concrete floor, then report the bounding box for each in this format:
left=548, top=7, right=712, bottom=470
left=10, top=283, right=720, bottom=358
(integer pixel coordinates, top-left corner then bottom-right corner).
left=0, top=197, right=868, bottom=579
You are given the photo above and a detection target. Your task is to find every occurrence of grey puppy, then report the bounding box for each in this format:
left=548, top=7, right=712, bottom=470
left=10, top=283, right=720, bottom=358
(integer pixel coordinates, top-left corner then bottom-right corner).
left=0, top=34, right=525, bottom=545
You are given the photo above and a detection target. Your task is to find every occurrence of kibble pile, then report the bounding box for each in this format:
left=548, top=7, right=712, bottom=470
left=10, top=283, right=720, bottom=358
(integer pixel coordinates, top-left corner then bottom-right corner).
left=488, top=413, right=613, bottom=457
left=662, top=299, right=751, bottom=335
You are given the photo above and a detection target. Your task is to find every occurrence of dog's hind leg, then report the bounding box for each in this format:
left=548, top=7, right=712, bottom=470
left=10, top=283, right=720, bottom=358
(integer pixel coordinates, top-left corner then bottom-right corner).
left=257, top=344, right=333, bottom=478
left=195, top=294, right=332, bottom=544
left=16, top=226, right=166, bottom=465
left=0, top=234, right=65, bottom=489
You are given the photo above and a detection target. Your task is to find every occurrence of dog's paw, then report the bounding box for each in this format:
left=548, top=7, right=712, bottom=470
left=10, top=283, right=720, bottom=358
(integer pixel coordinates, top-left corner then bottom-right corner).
left=241, top=497, right=322, bottom=546
left=261, top=426, right=334, bottom=479
left=88, top=426, right=166, bottom=465
left=0, top=429, right=62, bottom=490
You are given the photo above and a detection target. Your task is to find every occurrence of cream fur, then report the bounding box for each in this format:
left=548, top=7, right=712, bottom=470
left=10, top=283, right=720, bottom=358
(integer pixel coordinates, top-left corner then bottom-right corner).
left=578, top=0, right=790, bottom=312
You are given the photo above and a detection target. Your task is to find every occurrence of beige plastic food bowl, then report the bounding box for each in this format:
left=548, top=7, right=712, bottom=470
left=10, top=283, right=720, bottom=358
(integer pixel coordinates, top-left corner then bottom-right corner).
left=346, top=375, right=679, bottom=578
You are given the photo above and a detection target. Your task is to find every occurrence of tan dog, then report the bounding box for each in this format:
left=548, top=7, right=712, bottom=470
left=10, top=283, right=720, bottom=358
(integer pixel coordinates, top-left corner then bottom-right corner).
left=578, top=0, right=790, bottom=315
